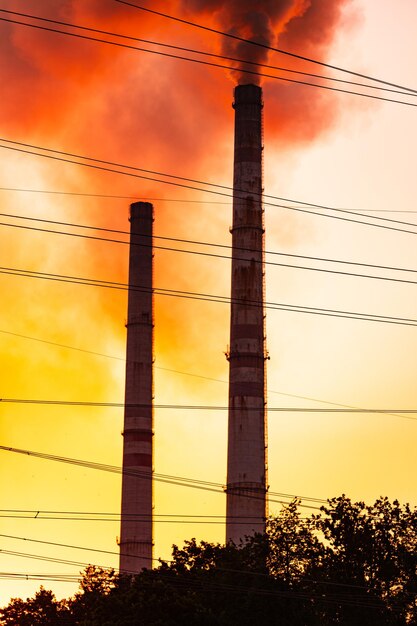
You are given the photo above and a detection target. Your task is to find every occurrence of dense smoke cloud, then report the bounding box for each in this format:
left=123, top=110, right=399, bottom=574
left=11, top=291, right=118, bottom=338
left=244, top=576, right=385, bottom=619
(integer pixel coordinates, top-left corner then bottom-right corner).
left=0, top=0, right=354, bottom=158
left=183, top=0, right=349, bottom=84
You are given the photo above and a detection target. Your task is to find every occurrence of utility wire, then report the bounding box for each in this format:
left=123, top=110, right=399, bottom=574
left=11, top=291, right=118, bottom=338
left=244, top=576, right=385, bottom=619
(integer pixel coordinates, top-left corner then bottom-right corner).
left=0, top=573, right=81, bottom=583
left=2, top=218, right=417, bottom=288
left=0, top=329, right=122, bottom=361
left=0, top=533, right=157, bottom=565
left=1, top=400, right=417, bottom=417
left=0, top=510, right=314, bottom=520
left=114, top=0, right=417, bottom=95
left=1, top=9, right=415, bottom=100
left=5, top=217, right=417, bottom=285
left=0, top=543, right=400, bottom=610
left=1, top=15, right=416, bottom=108
left=0, top=548, right=129, bottom=573
left=5, top=532, right=413, bottom=599
left=1, top=264, right=416, bottom=327
left=0, top=516, right=273, bottom=525
left=0, top=187, right=230, bottom=204
left=3, top=212, right=417, bottom=278
left=2, top=138, right=417, bottom=229
left=1, top=139, right=417, bottom=236
left=2, top=187, right=417, bottom=213
left=0, top=445, right=323, bottom=510
left=1, top=398, right=416, bottom=423
left=2, top=327, right=414, bottom=424
left=0, top=546, right=389, bottom=610
left=1, top=507, right=413, bottom=524
left=0, top=514, right=245, bottom=524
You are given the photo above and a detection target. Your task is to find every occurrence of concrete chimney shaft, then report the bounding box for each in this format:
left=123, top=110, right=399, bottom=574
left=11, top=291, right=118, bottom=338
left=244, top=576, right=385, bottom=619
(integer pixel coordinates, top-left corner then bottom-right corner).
left=226, top=84, right=268, bottom=543
left=119, top=201, right=154, bottom=573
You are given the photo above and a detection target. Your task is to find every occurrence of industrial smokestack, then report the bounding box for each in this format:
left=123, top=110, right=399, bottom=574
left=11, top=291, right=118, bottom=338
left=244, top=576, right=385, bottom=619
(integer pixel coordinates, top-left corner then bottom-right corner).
left=226, top=84, right=267, bottom=543
left=119, top=201, right=154, bottom=573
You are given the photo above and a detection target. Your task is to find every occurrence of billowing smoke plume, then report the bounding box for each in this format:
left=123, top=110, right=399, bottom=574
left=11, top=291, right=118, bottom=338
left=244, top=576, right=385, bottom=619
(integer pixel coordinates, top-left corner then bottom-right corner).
left=183, top=0, right=349, bottom=84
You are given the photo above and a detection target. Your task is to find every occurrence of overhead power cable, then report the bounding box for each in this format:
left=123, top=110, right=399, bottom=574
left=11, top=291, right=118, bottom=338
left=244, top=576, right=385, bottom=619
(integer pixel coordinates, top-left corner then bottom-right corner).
left=1, top=14, right=415, bottom=108
left=1, top=507, right=413, bottom=525
left=2, top=187, right=417, bottom=214
left=0, top=548, right=389, bottom=610
left=2, top=138, right=417, bottom=229
left=0, top=187, right=229, bottom=204
left=0, top=511, right=312, bottom=521
left=0, top=512, right=317, bottom=522
left=0, top=445, right=324, bottom=510
left=2, top=217, right=417, bottom=287
left=1, top=263, right=416, bottom=327
left=0, top=536, right=407, bottom=610
left=5, top=532, right=413, bottom=599
left=2, top=327, right=414, bottom=424
left=0, top=532, right=157, bottom=565
left=0, top=573, right=81, bottom=583
left=2, top=212, right=417, bottom=279
left=1, top=400, right=417, bottom=418
left=0, top=137, right=417, bottom=235
left=0, top=328, right=122, bottom=361
left=1, top=139, right=417, bottom=237
left=0, top=512, right=272, bottom=526
left=114, top=0, right=417, bottom=95
left=2, top=9, right=413, bottom=98
left=0, top=548, right=113, bottom=571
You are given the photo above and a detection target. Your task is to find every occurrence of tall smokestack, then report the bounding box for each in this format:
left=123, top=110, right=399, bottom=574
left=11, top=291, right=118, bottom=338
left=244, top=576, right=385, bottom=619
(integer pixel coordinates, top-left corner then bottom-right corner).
left=119, top=201, right=154, bottom=573
left=226, top=84, right=267, bottom=543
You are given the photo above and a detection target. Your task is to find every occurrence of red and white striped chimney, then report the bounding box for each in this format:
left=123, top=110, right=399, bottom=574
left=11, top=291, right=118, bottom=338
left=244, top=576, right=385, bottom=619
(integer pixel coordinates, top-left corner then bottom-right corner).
left=119, top=201, right=154, bottom=573
left=226, top=84, right=268, bottom=543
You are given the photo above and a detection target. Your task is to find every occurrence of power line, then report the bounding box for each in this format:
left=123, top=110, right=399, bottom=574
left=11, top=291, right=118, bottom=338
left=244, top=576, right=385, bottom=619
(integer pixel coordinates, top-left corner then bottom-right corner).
left=0, top=573, right=81, bottom=583
left=2, top=187, right=417, bottom=214
left=0, top=542, right=402, bottom=610
left=0, top=533, right=157, bottom=566
left=0, top=329, right=123, bottom=361
left=0, top=547, right=389, bottom=610
left=0, top=187, right=230, bottom=203
left=1, top=14, right=416, bottom=108
left=1, top=505, right=413, bottom=523
left=1, top=139, right=417, bottom=237
left=5, top=531, right=414, bottom=600
left=3, top=213, right=417, bottom=279
left=3, top=9, right=413, bottom=99
left=0, top=502, right=274, bottom=520
left=0, top=445, right=324, bottom=510
left=1, top=263, right=416, bottom=327
left=1, top=400, right=417, bottom=417
left=0, top=548, right=112, bottom=570
left=2, top=397, right=416, bottom=423
left=2, top=327, right=414, bottom=424
left=0, top=570, right=402, bottom=608
left=113, top=0, right=417, bottom=96
left=0, top=511, right=314, bottom=520
left=3, top=219, right=417, bottom=289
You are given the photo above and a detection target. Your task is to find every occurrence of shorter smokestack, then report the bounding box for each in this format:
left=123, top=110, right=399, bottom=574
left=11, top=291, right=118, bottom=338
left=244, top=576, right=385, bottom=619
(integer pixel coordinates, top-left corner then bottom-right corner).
left=119, top=201, right=154, bottom=574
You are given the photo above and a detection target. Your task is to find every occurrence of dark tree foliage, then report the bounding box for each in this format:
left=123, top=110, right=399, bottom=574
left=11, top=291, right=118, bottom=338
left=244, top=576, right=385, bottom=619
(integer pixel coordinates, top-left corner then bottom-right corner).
left=1, top=496, right=416, bottom=625
left=0, top=588, right=70, bottom=625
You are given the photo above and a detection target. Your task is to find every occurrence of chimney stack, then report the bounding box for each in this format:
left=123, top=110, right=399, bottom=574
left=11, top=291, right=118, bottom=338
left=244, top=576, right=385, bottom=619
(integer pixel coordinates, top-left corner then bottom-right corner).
left=119, top=201, right=154, bottom=573
left=226, top=84, right=268, bottom=543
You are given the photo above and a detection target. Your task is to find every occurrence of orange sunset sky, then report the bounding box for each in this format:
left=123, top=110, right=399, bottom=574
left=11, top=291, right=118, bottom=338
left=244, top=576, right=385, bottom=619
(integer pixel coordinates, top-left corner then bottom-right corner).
left=1, top=0, right=416, bottom=606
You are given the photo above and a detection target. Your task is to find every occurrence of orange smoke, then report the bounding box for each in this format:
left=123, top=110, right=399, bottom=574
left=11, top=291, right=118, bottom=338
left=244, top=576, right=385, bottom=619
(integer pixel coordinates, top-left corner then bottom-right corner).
left=0, top=0, right=357, bottom=375
left=180, top=0, right=354, bottom=141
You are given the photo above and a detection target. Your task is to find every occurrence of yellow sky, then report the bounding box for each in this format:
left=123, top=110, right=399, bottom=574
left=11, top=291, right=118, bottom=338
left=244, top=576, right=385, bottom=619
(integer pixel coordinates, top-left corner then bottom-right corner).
left=1, top=0, right=416, bottom=606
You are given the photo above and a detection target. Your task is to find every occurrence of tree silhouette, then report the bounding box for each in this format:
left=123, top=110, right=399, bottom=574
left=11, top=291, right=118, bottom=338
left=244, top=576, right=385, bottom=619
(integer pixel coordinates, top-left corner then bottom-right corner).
left=1, top=496, right=416, bottom=625
left=0, top=588, right=69, bottom=625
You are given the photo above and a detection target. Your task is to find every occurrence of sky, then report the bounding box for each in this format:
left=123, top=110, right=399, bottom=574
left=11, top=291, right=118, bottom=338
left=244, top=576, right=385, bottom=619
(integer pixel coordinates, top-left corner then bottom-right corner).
left=0, top=0, right=416, bottom=606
